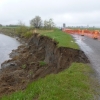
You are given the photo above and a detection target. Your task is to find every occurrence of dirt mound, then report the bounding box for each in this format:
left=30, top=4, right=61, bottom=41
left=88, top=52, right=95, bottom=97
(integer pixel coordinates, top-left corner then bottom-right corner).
left=0, top=33, right=89, bottom=97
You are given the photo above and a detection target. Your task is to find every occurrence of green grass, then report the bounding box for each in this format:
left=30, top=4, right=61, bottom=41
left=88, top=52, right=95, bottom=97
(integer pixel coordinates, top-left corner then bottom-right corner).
left=1, top=63, right=94, bottom=100
left=21, top=64, right=26, bottom=69
left=39, top=61, right=46, bottom=66
left=40, top=30, right=79, bottom=49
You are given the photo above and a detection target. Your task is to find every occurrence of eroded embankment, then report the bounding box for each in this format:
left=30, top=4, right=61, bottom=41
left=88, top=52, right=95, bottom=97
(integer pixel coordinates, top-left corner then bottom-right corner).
left=0, top=33, right=89, bottom=97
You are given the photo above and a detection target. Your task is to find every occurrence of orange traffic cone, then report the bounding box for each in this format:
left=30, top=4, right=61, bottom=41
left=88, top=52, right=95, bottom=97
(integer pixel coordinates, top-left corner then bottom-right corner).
left=93, top=30, right=98, bottom=39
left=81, top=30, right=84, bottom=36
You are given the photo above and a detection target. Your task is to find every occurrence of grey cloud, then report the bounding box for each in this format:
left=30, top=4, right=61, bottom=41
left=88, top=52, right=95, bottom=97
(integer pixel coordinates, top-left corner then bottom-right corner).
left=0, top=0, right=100, bottom=26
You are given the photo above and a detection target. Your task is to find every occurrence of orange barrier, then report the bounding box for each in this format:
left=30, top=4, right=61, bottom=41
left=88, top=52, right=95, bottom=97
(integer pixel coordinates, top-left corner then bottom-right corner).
left=63, top=29, right=100, bottom=40
left=81, top=30, right=84, bottom=36
left=78, top=29, right=81, bottom=35
left=93, top=30, right=99, bottom=39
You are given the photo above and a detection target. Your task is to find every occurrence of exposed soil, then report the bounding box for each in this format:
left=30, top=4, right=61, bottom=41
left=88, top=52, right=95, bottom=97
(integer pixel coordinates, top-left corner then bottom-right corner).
left=0, top=33, right=89, bottom=97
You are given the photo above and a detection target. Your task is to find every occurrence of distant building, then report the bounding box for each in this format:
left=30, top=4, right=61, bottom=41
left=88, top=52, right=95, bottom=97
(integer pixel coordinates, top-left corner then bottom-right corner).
left=63, top=23, right=66, bottom=28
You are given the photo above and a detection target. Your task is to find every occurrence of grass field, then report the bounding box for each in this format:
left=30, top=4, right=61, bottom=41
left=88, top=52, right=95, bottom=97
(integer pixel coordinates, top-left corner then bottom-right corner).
left=1, top=63, right=94, bottom=100
left=39, top=30, right=79, bottom=49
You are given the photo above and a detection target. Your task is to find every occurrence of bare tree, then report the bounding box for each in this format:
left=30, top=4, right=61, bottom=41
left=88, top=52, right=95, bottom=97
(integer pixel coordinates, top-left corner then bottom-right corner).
left=44, top=20, right=48, bottom=29
left=30, top=16, right=42, bottom=28
left=48, top=19, right=55, bottom=29
left=44, top=19, right=55, bottom=29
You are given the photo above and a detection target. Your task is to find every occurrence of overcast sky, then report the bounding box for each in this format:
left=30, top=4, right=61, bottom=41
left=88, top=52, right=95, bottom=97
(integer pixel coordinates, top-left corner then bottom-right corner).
left=0, top=0, right=100, bottom=27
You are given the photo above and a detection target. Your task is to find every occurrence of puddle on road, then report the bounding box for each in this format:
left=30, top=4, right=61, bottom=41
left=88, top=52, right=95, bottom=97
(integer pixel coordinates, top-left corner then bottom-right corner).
left=72, top=35, right=93, bottom=54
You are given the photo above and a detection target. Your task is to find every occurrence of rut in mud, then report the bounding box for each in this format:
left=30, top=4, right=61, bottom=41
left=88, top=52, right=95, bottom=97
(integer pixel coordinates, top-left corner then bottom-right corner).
left=0, top=33, right=89, bottom=97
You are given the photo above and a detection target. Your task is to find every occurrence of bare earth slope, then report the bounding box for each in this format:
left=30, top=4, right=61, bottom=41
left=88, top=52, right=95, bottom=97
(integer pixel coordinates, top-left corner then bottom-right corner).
left=0, top=33, right=89, bottom=97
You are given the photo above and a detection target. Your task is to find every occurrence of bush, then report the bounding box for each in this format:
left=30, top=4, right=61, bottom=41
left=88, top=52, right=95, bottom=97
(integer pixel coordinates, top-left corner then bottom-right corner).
left=16, top=26, right=28, bottom=37
left=23, top=31, right=33, bottom=38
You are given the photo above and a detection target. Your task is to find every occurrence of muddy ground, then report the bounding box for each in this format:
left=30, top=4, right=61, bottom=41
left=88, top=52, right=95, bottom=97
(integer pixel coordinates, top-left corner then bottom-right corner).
left=0, top=33, right=89, bottom=97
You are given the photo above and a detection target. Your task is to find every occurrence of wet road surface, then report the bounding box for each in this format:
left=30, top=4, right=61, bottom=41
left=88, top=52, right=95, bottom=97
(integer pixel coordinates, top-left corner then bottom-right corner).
left=73, top=34, right=100, bottom=79
left=0, top=34, right=20, bottom=68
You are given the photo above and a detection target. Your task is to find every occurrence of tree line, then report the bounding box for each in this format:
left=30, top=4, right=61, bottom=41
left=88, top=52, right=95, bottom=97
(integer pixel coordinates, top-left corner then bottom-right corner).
left=0, top=16, right=56, bottom=38
left=30, top=16, right=55, bottom=29
left=0, top=16, right=55, bottom=30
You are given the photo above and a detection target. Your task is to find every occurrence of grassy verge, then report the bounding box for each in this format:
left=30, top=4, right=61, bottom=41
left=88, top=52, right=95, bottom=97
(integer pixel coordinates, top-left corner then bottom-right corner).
left=40, top=30, right=79, bottom=49
left=0, top=27, right=79, bottom=49
left=1, top=63, right=94, bottom=100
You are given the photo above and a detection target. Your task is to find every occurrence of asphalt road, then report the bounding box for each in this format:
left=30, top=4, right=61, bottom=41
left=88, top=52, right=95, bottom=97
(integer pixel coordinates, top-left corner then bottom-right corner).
left=73, top=34, right=100, bottom=79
